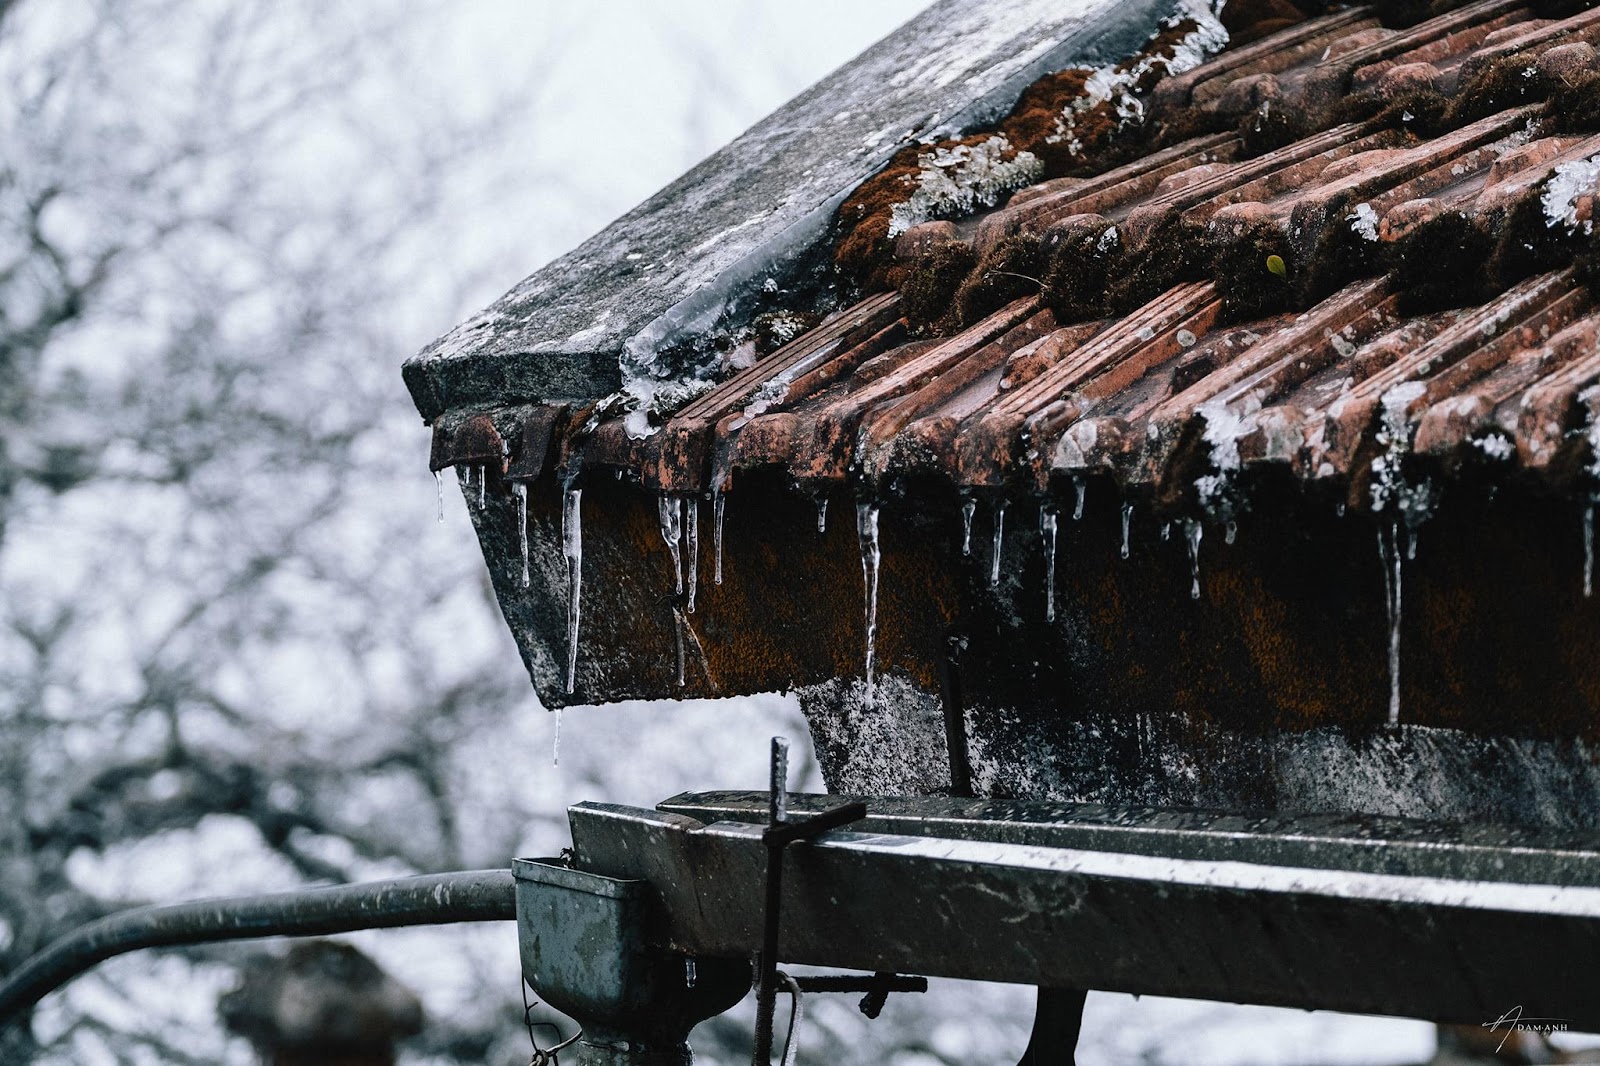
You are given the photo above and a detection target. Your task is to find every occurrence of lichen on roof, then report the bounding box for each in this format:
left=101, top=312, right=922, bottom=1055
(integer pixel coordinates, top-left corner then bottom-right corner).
left=834, top=1, right=1232, bottom=293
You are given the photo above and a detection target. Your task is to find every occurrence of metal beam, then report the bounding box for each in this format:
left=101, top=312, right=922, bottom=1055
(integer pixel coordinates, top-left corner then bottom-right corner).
left=568, top=801, right=1600, bottom=1028
left=657, top=791, right=1600, bottom=885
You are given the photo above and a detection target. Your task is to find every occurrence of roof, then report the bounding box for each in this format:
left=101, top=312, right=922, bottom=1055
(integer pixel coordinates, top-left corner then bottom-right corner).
left=418, top=0, right=1600, bottom=830
left=402, top=0, right=1182, bottom=424
left=455, top=0, right=1600, bottom=525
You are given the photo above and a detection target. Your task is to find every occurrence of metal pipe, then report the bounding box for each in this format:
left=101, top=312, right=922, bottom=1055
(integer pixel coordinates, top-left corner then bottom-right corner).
left=0, top=868, right=515, bottom=1031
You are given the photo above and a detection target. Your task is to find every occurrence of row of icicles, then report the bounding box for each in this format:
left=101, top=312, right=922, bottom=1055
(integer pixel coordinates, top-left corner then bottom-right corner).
left=438, top=465, right=1600, bottom=731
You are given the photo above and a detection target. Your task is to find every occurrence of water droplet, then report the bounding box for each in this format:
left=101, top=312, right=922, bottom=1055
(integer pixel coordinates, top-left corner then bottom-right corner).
left=685, top=957, right=697, bottom=988
left=857, top=502, right=881, bottom=703
left=1073, top=476, right=1086, bottom=520
left=816, top=497, right=829, bottom=534
left=961, top=498, right=975, bottom=557
left=1161, top=521, right=1172, bottom=542
left=1121, top=501, right=1133, bottom=560
left=1041, top=507, right=1058, bottom=622
left=1224, top=520, right=1237, bottom=546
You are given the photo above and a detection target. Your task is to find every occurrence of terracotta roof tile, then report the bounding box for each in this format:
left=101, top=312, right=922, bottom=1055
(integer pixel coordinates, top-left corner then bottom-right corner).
left=486, top=0, right=1600, bottom=522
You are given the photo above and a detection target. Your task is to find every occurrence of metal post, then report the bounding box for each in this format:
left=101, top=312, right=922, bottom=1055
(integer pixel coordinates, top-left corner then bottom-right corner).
left=751, top=737, right=789, bottom=1065
left=748, top=740, right=870, bottom=1064
left=1017, top=987, right=1088, bottom=1066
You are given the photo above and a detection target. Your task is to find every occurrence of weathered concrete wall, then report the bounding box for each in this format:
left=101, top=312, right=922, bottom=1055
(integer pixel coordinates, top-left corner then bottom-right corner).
left=476, top=466, right=1600, bottom=831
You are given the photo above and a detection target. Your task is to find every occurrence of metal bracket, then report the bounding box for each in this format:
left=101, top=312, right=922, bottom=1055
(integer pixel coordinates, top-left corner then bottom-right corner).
left=514, top=857, right=748, bottom=1066
left=751, top=738, right=868, bottom=1065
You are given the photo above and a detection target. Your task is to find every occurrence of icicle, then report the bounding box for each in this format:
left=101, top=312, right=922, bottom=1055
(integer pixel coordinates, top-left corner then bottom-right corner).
left=1379, top=520, right=1403, bottom=726
left=685, top=499, right=699, bottom=613
left=990, top=501, right=1007, bottom=589
left=435, top=470, right=444, bottom=523
left=1041, top=507, right=1058, bottom=623
left=856, top=502, right=881, bottom=704
left=658, top=495, right=684, bottom=595
left=681, top=609, right=712, bottom=688
left=1073, top=476, right=1086, bottom=520
left=1225, top=520, right=1237, bottom=546
left=477, top=465, right=486, bottom=508
left=672, top=608, right=687, bottom=687
left=552, top=708, right=563, bottom=767
left=685, top=958, right=697, bottom=988
left=961, top=498, right=975, bottom=556
left=713, top=491, right=726, bottom=585
left=513, top=483, right=529, bottom=587
left=1120, top=501, right=1133, bottom=560
left=816, top=497, right=829, bottom=534
left=1336, top=500, right=1347, bottom=517
left=1162, top=521, right=1172, bottom=542
left=1184, top=519, right=1203, bottom=600
left=562, top=487, right=583, bottom=695
left=1585, top=498, right=1594, bottom=599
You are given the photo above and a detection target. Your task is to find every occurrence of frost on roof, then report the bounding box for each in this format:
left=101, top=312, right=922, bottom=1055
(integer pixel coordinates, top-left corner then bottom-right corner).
left=404, top=0, right=1187, bottom=424
left=1544, top=153, right=1600, bottom=235
left=888, top=135, right=1045, bottom=238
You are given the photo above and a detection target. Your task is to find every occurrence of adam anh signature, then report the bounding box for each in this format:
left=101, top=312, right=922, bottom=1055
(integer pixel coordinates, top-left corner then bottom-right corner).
left=1484, top=1006, right=1570, bottom=1053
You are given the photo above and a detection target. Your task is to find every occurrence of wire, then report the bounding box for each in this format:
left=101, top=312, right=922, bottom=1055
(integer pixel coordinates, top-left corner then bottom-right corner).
left=521, top=979, right=581, bottom=1066
left=777, top=971, right=804, bottom=1066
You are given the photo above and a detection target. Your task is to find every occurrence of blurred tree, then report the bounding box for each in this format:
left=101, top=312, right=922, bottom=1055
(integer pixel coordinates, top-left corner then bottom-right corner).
left=0, top=0, right=570, bottom=1060
left=0, top=0, right=1020, bottom=1064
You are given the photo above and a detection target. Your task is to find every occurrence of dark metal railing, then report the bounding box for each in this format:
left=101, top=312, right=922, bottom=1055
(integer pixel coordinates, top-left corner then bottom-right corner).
left=0, top=868, right=515, bottom=1030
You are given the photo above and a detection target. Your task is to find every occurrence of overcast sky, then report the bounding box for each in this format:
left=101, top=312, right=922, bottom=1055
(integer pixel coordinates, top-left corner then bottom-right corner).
left=421, top=0, right=934, bottom=333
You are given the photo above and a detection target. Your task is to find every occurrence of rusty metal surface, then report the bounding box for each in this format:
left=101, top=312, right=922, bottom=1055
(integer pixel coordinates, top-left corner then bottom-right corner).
left=567, top=801, right=1600, bottom=1027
